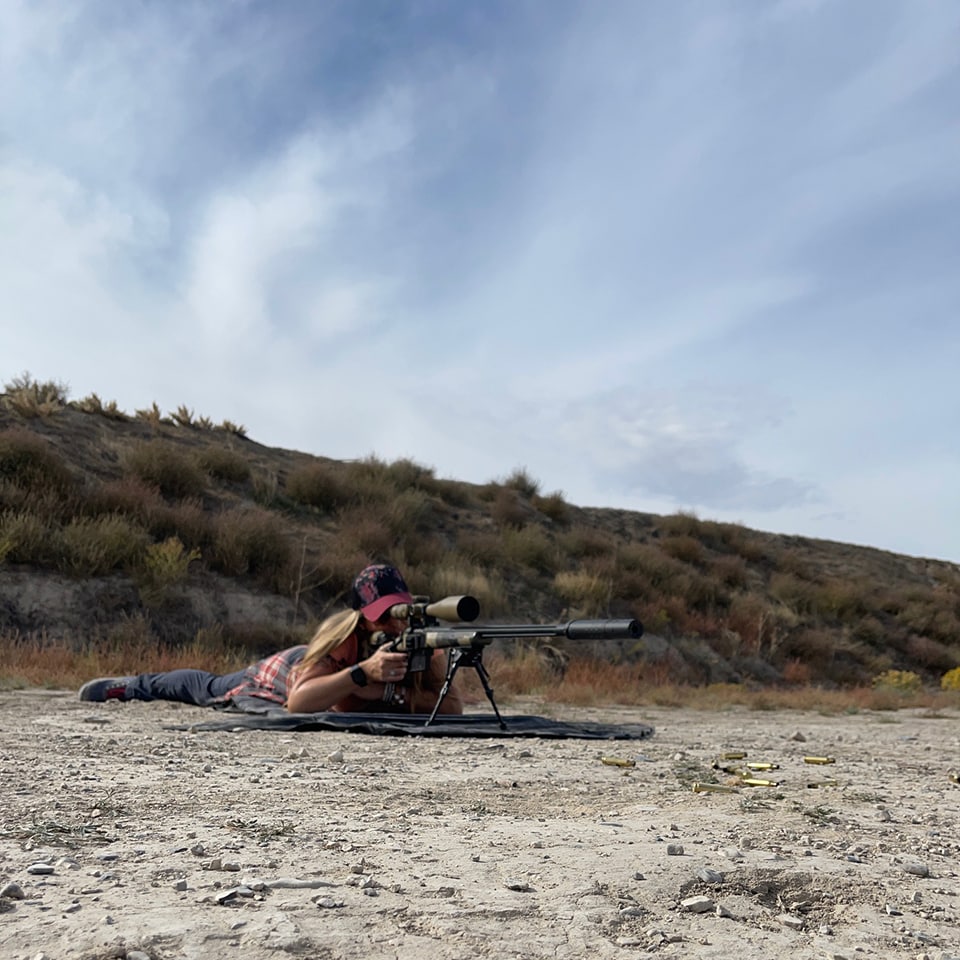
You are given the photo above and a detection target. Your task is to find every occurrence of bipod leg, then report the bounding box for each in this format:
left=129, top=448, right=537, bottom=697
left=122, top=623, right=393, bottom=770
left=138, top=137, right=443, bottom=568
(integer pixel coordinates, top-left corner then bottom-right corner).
left=472, top=657, right=507, bottom=730
left=425, top=649, right=462, bottom=727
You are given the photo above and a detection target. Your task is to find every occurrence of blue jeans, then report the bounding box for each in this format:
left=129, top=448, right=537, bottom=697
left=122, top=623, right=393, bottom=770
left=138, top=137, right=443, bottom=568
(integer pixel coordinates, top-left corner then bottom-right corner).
left=124, top=669, right=248, bottom=707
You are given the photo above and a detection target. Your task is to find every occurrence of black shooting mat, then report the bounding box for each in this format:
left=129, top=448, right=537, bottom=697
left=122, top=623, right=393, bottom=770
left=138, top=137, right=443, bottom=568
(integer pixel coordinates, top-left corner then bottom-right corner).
left=169, top=708, right=655, bottom=740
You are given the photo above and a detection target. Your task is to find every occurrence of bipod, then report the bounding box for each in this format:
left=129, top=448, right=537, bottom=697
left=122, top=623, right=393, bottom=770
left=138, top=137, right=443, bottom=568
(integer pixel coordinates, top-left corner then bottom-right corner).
left=425, top=647, right=507, bottom=730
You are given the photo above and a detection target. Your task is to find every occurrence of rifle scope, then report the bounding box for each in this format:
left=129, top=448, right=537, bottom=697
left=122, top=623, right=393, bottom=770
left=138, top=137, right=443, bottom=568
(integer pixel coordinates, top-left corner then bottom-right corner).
left=387, top=594, right=481, bottom=623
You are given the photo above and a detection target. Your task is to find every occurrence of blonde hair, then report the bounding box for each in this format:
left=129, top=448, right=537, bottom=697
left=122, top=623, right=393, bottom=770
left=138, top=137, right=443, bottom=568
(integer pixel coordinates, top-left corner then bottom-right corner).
left=298, top=608, right=363, bottom=673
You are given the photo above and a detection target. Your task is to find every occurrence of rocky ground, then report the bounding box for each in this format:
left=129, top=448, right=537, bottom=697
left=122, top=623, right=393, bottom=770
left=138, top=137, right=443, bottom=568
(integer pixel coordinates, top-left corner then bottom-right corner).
left=1, top=689, right=958, bottom=960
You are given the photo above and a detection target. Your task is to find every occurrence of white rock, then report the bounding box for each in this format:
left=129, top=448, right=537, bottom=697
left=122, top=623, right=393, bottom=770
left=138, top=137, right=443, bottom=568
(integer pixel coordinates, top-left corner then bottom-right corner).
left=680, top=896, right=714, bottom=913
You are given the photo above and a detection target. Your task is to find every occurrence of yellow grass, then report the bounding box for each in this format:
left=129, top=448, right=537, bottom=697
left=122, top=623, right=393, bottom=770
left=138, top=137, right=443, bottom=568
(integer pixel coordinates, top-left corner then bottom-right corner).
left=4, top=632, right=958, bottom=716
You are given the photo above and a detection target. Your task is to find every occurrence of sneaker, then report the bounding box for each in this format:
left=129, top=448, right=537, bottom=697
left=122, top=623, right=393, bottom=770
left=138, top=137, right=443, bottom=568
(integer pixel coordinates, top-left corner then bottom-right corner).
left=78, top=677, right=134, bottom=702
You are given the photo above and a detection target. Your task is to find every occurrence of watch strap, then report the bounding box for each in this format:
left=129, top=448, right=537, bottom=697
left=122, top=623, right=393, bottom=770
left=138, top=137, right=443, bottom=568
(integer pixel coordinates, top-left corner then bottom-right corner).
left=349, top=665, right=368, bottom=687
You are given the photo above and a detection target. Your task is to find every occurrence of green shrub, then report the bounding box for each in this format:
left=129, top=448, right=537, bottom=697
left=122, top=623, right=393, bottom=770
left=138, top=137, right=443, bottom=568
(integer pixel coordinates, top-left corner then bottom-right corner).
left=657, top=511, right=702, bottom=538
left=711, top=554, right=749, bottom=589
left=427, top=557, right=510, bottom=618
left=0, top=429, right=74, bottom=495
left=557, top=525, right=615, bottom=559
left=553, top=570, right=611, bottom=616
left=0, top=510, right=54, bottom=565
left=210, top=507, right=293, bottom=587
left=196, top=447, right=251, bottom=484
left=490, top=487, right=531, bottom=529
left=660, top=534, right=704, bottom=565
left=84, top=477, right=164, bottom=524
left=456, top=530, right=506, bottom=569
left=286, top=462, right=350, bottom=512
left=150, top=499, right=214, bottom=551
left=125, top=441, right=206, bottom=499
left=532, top=490, right=569, bottom=523
left=59, top=514, right=149, bottom=576
left=502, top=467, right=540, bottom=499
left=136, top=536, right=200, bottom=605
left=502, top=526, right=557, bottom=573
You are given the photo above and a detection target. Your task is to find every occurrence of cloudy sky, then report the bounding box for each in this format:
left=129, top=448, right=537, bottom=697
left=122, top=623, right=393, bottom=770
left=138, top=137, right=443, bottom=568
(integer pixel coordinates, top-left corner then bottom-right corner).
left=2, top=0, right=958, bottom=562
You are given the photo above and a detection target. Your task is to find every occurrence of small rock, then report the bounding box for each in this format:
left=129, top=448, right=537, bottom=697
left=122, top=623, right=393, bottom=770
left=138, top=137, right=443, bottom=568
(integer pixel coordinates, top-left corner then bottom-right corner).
left=720, top=847, right=743, bottom=861
left=904, top=863, right=930, bottom=877
left=327, top=749, right=345, bottom=763
left=633, top=872, right=646, bottom=880
left=63, top=902, right=81, bottom=914
left=777, top=913, right=804, bottom=929
left=790, top=731, right=807, bottom=742
left=505, top=879, right=533, bottom=892
left=315, top=897, right=345, bottom=908
left=27, top=864, right=55, bottom=875
left=666, top=844, right=684, bottom=856
left=680, top=896, right=714, bottom=913
left=697, top=868, right=724, bottom=884
left=127, top=952, right=151, bottom=960
left=362, top=887, right=379, bottom=897
left=0, top=882, right=24, bottom=899
left=715, top=904, right=733, bottom=918
left=174, top=879, right=188, bottom=892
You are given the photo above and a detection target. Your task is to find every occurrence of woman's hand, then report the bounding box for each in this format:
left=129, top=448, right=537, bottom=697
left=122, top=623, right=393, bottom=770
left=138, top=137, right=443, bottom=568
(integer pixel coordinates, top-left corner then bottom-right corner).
left=359, top=645, right=409, bottom=684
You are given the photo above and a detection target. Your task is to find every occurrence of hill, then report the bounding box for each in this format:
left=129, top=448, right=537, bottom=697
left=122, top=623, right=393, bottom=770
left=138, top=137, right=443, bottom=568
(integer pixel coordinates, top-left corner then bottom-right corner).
left=2, top=376, right=959, bottom=690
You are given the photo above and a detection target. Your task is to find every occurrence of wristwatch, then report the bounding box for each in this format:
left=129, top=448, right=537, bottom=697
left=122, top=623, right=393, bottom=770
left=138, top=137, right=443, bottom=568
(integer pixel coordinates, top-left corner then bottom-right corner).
left=349, top=665, right=368, bottom=688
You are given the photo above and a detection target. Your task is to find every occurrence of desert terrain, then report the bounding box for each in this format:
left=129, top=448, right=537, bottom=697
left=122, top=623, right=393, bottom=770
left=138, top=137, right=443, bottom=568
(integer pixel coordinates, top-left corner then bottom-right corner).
left=1, top=689, right=958, bottom=960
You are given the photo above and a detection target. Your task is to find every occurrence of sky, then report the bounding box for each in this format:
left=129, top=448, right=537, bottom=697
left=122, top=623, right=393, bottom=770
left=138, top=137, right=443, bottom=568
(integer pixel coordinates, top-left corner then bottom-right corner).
left=2, top=0, right=959, bottom=563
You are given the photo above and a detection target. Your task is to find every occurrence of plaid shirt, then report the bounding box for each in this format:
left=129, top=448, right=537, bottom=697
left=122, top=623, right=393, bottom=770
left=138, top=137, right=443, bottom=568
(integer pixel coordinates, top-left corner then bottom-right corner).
left=221, top=645, right=307, bottom=706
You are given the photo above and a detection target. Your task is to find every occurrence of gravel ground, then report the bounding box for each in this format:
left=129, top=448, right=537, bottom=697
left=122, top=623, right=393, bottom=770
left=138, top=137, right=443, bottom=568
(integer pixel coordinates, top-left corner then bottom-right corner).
left=1, top=689, right=959, bottom=960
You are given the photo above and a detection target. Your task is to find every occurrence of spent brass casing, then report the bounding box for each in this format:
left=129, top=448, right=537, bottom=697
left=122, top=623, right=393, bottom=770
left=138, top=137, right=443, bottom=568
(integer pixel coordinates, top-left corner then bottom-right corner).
left=601, top=757, right=636, bottom=768
left=806, top=780, right=839, bottom=788
left=740, top=777, right=779, bottom=787
left=803, top=756, right=836, bottom=765
left=746, top=762, right=780, bottom=771
left=720, top=752, right=747, bottom=760
left=692, top=782, right=740, bottom=794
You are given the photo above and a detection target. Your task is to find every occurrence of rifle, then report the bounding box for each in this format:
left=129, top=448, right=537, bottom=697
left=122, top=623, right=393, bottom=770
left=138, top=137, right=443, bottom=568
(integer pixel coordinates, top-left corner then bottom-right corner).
left=372, top=595, right=643, bottom=729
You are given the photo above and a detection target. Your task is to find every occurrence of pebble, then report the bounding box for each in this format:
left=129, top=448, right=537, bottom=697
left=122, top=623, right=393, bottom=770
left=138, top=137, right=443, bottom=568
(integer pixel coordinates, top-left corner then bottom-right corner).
left=505, top=880, right=533, bottom=892
left=903, top=863, right=930, bottom=877
left=777, top=913, right=804, bottom=929
left=1, top=882, right=25, bottom=899
left=696, top=869, right=724, bottom=884
left=27, top=864, right=54, bottom=875
left=315, top=897, right=345, bottom=909
left=680, top=896, right=714, bottom=913
left=666, top=844, right=684, bottom=856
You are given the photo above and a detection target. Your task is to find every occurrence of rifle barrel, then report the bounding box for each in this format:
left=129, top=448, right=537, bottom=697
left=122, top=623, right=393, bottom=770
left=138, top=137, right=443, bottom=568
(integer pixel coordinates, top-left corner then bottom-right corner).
left=420, top=618, right=642, bottom=649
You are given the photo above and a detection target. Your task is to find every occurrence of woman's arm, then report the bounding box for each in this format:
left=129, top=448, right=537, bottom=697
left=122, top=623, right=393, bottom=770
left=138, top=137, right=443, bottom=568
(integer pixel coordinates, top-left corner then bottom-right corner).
left=285, top=642, right=410, bottom=713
